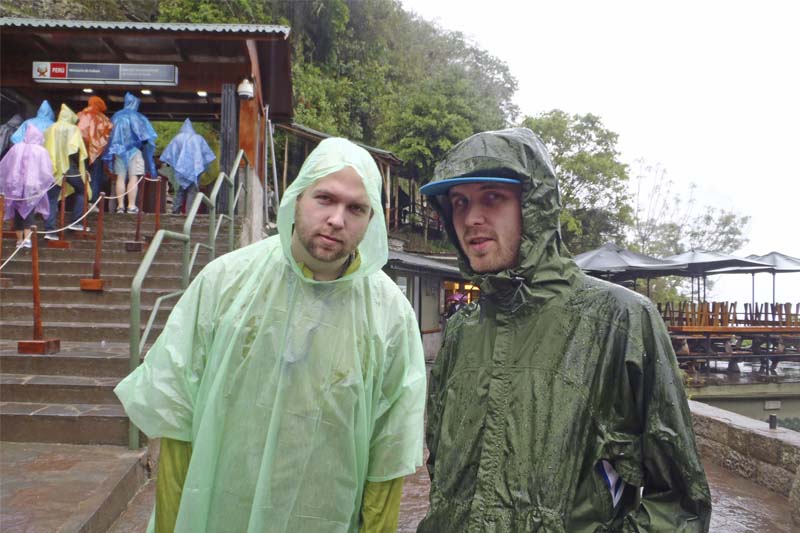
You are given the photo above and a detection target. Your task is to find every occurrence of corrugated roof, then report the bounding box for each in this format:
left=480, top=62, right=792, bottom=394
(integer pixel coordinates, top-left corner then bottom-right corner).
left=388, top=250, right=462, bottom=277
left=276, top=122, right=403, bottom=165
left=0, top=17, right=290, bottom=37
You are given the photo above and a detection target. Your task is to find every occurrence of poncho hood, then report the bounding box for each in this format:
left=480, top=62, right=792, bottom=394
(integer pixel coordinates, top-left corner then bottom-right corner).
left=159, top=119, right=215, bottom=187
left=11, top=100, right=55, bottom=145
left=1, top=124, right=53, bottom=221
left=5, top=114, right=23, bottom=130
left=23, top=122, right=45, bottom=145
left=56, top=103, right=79, bottom=125
left=179, top=118, right=195, bottom=135
left=429, top=128, right=581, bottom=311
left=123, top=91, right=141, bottom=112
left=87, top=95, right=107, bottom=113
left=36, top=100, right=56, bottom=122
left=0, top=115, right=24, bottom=157
left=277, top=137, right=388, bottom=282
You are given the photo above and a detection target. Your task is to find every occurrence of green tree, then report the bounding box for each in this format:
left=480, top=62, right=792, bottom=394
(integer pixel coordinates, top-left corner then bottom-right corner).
left=629, top=159, right=750, bottom=301
left=521, top=110, right=631, bottom=253
left=630, top=159, right=750, bottom=257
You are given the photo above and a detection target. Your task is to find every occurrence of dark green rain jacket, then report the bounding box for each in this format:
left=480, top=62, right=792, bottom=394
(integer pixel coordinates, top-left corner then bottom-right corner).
left=418, top=128, right=711, bottom=532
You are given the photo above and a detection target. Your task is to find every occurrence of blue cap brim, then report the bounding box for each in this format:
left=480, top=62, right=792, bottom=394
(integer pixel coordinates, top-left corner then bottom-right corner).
left=419, top=176, right=521, bottom=196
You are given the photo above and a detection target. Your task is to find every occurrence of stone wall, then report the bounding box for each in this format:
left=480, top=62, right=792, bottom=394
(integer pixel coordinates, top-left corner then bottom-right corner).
left=689, top=400, right=800, bottom=527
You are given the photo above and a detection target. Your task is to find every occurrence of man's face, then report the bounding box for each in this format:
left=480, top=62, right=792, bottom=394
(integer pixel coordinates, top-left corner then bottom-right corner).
left=448, top=182, right=523, bottom=273
left=293, top=166, right=373, bottom=264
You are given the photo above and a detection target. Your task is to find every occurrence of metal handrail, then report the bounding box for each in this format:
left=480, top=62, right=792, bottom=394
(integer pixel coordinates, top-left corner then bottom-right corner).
left=128, top=149, right=250, bottom=448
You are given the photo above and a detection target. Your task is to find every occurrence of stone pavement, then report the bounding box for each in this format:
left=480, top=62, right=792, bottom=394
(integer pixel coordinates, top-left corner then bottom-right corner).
left=0, top=441, right=149, bottom=533
left=105, top=449, right=795, bottom=532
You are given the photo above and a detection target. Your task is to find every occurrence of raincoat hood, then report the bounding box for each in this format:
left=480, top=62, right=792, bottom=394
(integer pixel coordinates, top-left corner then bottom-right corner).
left=106, top=91, right=157, bottom=175
left=159, top=119, right=215, bottom=187
left=56, top=103, right=79, bottom=125
left=124, top=92, right=141, bottom=112
left=87, top=95, right=107, bottom=113
left=77, top=96, right=113, bottom=164
left=1, top=124, right=53, bottom=221
left=10, top=100, right=55, bottom=145
left=23, top=122, right=45, bottom=145
left=0, top=115, right=25, bottom=156
left=428, top=128, right=580, bottom=311
left=4, top=114, right=23, bottom=130
left=277, top=137, right=388, bottom=282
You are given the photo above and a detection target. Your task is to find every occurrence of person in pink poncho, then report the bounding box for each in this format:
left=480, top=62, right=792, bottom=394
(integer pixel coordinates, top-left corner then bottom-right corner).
left=0, top=124, right=54, bottom=248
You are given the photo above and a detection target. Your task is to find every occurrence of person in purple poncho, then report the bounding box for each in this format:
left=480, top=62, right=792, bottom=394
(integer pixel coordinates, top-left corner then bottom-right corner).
left=0, top=124, right=54, bottom=248
left=159, top=119, right=216, bottom=215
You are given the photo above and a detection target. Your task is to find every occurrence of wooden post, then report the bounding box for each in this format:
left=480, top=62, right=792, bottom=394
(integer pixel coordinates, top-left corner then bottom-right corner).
left=393, top=172, right=399, bottom=229
left=383, top=163, right=391, bottom=228
left=18, top=226, right=60, bottom=354
left=282, top=135, right=289, bottom=194
left=81, top=193, right=105, bottom=291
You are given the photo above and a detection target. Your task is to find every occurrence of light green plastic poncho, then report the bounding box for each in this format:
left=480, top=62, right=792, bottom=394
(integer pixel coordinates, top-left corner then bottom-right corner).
left=418, top=129, right=711, bottom=532
left=115, top=138, right=426, bottom=532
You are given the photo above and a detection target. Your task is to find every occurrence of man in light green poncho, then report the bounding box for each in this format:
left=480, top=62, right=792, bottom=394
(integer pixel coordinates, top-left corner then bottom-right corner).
left=417, top=128, right=711, bottom=532
left=114, top=138, right=426, bottom=532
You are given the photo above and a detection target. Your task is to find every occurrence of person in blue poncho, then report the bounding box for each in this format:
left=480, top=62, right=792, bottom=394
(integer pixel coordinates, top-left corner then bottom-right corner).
left=159, top=119, right=215, bottom=215
left=10, top=100, right=55, bottom=145
left=105, top=92, right=157, bottom=214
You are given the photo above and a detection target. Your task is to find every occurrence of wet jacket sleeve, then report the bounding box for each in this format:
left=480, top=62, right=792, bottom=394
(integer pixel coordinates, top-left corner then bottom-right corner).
left=366, top=302, right=426, bottom=482
left=424, top=317, right=459, bottom=483
left=359, top=477, right=404, bottom=533
left=622, top=307, right=712, bottom=532
left=155, top=438, right=193, bottom=533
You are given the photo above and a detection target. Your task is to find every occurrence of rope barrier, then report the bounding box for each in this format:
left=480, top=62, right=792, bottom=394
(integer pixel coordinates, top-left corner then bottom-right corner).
left=3, top=182, right=57, bottom=202
left=0, top=242, right=25, bottom=271
left=4, top=174, right=153, bottom=239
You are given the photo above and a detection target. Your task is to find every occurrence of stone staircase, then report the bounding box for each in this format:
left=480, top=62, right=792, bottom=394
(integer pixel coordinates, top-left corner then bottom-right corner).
left=0, top=212, right=237, bottom=446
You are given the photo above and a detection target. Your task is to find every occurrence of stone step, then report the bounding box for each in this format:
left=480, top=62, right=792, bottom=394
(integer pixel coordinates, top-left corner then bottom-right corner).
left=1, top=272, right=184, bottom=290
left=2, top=257, right=204, bottom=277
left=1, top=373, right=121, bottom=404
left=1, top=231, right=233, bottom=251
left=3, top=245, right=196, bottom=262
left=0, top=320, right=163, bottom=343
left=1, top=301, right=174, bottom=324
left=0, top=349, right=130, bottom=378
left=0, top=285, right=179, bottom=306
left=0, top=401, right=129, bottom=445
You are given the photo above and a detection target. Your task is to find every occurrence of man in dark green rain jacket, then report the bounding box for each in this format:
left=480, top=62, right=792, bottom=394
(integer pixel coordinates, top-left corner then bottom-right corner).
left=417, top=128, right=711, bottom=532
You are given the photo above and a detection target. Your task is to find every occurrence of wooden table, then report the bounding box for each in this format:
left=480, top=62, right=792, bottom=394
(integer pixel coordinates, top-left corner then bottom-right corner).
left=668, top=326, right=800, bottom=372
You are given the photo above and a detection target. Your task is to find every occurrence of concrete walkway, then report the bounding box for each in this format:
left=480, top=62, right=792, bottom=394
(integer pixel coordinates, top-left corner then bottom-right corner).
left=0, top=442, right=148, bottom=533
left=1, top=441, right=794, bottom=532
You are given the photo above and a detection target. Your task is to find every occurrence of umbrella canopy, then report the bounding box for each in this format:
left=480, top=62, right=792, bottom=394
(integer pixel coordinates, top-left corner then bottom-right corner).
left=664, top=249, right=771, bottom=302
left=663, top=249, right=769, bottom=276
left=706, top=251, right=800, bottom=306
left=574, top=243, right=688, bottom=280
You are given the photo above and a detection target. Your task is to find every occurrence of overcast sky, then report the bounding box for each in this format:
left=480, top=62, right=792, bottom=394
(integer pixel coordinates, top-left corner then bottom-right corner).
left=401, top=0, right=800, bottom=304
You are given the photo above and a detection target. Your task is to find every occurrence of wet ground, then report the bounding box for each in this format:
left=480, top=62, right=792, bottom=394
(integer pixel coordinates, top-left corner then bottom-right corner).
left=397, top=454, right=795, bottom=532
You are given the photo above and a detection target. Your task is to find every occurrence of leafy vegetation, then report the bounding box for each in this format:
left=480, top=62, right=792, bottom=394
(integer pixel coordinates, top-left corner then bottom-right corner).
left=9, top=0, right=749, bottom=277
